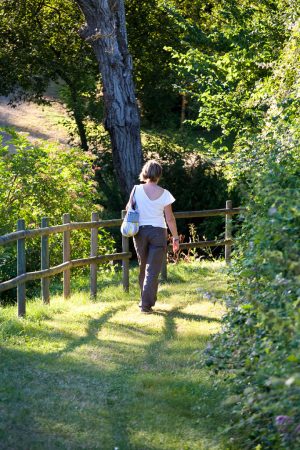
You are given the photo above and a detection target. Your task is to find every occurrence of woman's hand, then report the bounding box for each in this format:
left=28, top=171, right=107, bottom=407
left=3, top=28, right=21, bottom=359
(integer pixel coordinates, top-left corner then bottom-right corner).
left=172, top=237, right=180, bottom=253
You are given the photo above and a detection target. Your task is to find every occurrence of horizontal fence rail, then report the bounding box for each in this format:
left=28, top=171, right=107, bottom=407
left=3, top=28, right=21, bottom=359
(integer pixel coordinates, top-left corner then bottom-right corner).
left=0, top=202, right=245, bottom=316
left=0, top=253, right=131, bottom=293
left=166, top=239, right=233, bottom=251
left=0, top=207, right=243, bottom=246
left=173, top=207, right=243, bottom=219
left=0, top=219, right=123, bottom=246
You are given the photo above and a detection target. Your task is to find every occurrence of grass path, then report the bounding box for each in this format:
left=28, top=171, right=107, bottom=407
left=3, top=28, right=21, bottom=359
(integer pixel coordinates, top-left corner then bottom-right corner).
left=0, top=261, right=232, bottom=450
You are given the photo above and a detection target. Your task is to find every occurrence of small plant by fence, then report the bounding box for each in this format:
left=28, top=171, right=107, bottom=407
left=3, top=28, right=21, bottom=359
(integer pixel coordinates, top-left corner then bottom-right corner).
left=0, top=201, right=243, bottom=316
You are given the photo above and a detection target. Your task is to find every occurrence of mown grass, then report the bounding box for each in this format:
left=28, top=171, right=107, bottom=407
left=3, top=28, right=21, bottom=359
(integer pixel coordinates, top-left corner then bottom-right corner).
left=0, top=261, right=232, bottom=450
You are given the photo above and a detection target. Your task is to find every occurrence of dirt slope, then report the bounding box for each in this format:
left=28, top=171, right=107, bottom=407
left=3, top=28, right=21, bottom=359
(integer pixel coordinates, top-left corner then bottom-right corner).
left=0, top=95, right=71, bottom=150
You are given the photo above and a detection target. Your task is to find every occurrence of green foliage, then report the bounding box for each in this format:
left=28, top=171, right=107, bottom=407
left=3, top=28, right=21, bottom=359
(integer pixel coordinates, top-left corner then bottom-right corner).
left=205, top=21, right=300, bottom=449
left=0, top=130, right=116, bottom=303
left=164, top=0, right=300, bottom=155
left=142, top=132, right=227, bottom=209
left=126, top=0, right=183, bottom=126
left=0, top=0, right=100, bottom=150
left=142, top=131, right=239, bottom=242
left=0, top=130, right=96, bottom=232
left=87, top=125, right=237, bottom=245
left=0, top=0, right=97, bottom=99
left=0, top=0, right=187, bottom=140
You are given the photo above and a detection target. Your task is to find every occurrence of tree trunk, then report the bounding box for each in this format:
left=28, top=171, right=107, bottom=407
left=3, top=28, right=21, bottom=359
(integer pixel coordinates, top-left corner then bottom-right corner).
left=56, top=69, right=90, bottom=152
left=69, top=86, right=89, bottom=151
left=73, top=110, right=89, bottom=151
left=74, top=0, right=143, bottom=198
left=180, top=93, right=187, bottom=129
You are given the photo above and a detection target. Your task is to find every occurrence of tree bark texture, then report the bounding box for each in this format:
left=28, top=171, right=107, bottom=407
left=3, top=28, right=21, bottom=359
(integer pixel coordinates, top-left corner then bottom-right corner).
left=74, top=0, right=143, bottom=198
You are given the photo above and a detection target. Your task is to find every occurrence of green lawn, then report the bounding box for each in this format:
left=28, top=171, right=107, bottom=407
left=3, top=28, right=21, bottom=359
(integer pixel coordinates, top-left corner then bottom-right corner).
left=0, top=261, right=232, bottom=450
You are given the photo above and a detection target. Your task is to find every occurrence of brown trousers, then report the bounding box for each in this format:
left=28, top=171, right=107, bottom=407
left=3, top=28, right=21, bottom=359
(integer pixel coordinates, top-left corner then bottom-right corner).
left=133, top=226, right=167, bottom=308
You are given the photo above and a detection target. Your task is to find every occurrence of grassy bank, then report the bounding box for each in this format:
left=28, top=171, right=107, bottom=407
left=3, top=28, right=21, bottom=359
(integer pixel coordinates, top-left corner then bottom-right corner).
left=0, top=261, right=232, bottom=450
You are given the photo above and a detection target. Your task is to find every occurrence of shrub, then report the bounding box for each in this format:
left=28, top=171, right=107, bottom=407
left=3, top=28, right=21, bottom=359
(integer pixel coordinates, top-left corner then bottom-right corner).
left=205, top=24, right=300, bottom=449
left=0, top=130, right=116, bottom=304
left=207, top=146, right=300, bottom=449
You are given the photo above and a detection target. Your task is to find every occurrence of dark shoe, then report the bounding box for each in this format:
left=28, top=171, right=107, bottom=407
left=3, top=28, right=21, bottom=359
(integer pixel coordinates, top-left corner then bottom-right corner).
left=141, top=307, right=153, bottom=314
left=139, top=302, right=154, bottom=309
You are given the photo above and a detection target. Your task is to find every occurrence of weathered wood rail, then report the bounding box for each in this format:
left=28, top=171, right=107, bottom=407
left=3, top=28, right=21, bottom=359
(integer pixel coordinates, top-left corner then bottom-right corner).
left=0, top=201, right=244, bottom=316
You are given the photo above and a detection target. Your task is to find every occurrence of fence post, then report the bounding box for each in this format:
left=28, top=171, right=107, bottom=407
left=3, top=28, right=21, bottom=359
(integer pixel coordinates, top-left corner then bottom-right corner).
left=63, top=213, right=71, bottom=298
left=41, top=217, right=50, bottom=304
left=17, top=219, right=26, bottom=317
left=90, top=212, right=99, bottom=299
left=121, top=210, right=129, bottom=292
left=225, top=200, right=232, bottom=264
left=161, top=252, right=167, bottom=281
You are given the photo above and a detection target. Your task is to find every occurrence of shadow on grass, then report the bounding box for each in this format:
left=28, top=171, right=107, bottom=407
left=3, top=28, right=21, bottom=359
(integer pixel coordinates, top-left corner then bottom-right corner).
left=154, top=309, right=221, bottom=324
left=51, top=304, right=129, bottom=357
left=130, top=303, right=229, bottom=448
left=0, top=123, right=60, bottom=143
left=0, top=301, right=231, bottom=449
left=0, top=345, right=134, bottom=449
left=109, top=322, right=155, bottom=336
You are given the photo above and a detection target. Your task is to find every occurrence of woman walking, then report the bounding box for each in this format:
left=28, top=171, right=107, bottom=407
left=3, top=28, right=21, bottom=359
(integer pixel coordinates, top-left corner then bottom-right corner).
left=126, top=160, right=179, bottom=313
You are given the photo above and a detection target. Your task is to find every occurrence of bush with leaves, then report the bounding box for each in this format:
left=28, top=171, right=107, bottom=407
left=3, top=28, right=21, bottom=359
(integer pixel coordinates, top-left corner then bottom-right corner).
left=205, top=22, right=300, bottom=450
left=164, top=0, right=300, bottom=159
left=0, top=130, right=116, bottom=304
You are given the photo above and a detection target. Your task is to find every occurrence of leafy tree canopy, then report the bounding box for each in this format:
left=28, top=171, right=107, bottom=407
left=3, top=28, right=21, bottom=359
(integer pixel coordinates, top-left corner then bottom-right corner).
left=0, top=0, right=97, bottom=99
left=164, top=0, right=300, bottom=155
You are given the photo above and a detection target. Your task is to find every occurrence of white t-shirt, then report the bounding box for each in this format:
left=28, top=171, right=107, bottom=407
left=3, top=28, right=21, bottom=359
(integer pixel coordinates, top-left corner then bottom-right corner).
left=133, top=184, right=175, bottom=229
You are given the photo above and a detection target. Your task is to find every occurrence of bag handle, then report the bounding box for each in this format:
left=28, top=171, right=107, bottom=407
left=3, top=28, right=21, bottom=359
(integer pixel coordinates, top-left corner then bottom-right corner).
left=129, top=185, right=137, bottom=209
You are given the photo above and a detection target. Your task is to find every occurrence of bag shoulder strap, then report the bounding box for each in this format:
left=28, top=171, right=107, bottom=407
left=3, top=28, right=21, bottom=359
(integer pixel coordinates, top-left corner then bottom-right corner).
left=130, top=185, right=137, bottom=208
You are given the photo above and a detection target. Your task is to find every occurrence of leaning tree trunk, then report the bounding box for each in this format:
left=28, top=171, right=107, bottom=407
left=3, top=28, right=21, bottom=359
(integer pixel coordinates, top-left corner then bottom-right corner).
left=69, top=85, right=89, bottom=151
left=74, top=0, right=143, bottom=198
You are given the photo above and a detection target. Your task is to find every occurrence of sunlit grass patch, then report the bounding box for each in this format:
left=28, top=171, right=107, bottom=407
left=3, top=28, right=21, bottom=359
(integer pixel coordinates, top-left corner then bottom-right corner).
left=0, top=260, right=232, bottom=450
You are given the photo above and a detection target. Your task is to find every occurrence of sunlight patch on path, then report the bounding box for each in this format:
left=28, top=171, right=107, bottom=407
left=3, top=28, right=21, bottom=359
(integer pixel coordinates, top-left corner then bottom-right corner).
left=0, top=261, right=230, bottom=450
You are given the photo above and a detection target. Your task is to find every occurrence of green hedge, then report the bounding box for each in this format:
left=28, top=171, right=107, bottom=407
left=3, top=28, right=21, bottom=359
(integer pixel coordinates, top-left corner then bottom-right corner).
left=206, top=23, right=300, bottom=449
left=207, top=146, right=300, bottom=449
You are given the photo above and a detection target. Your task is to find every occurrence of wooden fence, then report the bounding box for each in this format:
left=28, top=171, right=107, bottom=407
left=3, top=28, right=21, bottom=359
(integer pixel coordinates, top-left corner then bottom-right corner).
left=0, top=201, right=243, bottom=316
